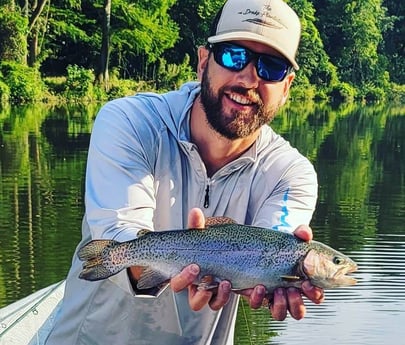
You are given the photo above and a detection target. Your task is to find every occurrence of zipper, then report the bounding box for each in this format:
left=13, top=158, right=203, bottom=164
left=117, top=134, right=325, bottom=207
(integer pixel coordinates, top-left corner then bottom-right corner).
left=203, top=177, right=212, bottom=209
left=204, top=184, right=210, bottom=208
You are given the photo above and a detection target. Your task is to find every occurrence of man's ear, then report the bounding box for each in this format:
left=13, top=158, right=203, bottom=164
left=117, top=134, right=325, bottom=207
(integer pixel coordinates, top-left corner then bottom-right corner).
left=197, top=46, right=210, bottom=80
left=280, top=72, right=295, bottom=105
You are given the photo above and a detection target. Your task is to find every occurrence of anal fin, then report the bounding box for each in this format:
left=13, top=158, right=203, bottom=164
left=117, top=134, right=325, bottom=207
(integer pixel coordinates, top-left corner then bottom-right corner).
left=197, top=275, right=220, bottom=291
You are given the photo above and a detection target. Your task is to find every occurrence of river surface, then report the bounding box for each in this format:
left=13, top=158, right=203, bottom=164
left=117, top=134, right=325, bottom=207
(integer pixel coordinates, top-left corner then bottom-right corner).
left=0, top=101, right=404, bottom=344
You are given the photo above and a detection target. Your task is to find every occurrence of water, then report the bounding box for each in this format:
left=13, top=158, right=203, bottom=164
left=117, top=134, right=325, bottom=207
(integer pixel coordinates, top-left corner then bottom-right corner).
left=235, top=234, right=405, bottom=344
left=0, top=101, right=404, bottom=344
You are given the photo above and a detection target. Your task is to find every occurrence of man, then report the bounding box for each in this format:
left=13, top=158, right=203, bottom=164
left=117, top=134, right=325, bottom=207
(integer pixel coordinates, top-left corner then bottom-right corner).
left=44, top=0, right=323, bottom=344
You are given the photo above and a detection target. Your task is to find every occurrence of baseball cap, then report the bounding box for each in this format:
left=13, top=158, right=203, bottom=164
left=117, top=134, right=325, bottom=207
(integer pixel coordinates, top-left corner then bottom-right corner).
left=207, top=0, right=301, bottom=70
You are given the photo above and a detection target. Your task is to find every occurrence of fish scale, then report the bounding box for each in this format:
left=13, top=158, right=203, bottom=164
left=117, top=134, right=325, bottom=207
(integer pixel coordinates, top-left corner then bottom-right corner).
left=78, top=221, right=357, bottom=292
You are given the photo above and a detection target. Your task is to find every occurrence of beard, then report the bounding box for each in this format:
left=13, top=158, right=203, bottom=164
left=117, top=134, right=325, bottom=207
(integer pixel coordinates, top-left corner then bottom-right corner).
left=199, top=65, right=281, bottom=140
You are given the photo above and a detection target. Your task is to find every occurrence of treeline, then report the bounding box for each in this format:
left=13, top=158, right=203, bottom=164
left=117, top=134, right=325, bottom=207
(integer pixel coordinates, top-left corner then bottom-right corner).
left=0, top=0, right=404, bottom=103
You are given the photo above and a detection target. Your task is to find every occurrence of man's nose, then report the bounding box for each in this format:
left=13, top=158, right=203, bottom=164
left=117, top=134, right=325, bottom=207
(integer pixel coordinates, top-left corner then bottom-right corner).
left=234, top=61, right=260, bottom=88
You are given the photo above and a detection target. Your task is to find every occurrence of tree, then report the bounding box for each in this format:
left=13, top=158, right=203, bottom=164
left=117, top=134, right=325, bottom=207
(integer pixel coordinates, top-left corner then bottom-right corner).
left=26, top=0, right=50, bottom=66
left=105, top=0, right=179, bottom=80
left=40, top=0, right=100, bottom=75
left=0, top=7, right=27, bottom=64
left=167, top=0, right=224, bottom=68
left=382, top=0, right=405, bottom=84
left=313, top=0, right=391, bottom=87
left=98, top=0, right=111, bottom=89
left=289, top=0, right=338, bottom=90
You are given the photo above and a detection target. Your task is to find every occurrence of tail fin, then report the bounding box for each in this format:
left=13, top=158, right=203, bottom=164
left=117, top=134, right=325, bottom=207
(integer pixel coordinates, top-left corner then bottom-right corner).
left=78, top=239, right=120, bottom=281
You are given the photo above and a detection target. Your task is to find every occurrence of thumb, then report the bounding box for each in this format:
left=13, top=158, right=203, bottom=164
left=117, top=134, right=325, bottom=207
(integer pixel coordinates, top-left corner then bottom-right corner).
left=293, top=224, right=313, bottom=241
left=187, top=208, right=205, bottom=229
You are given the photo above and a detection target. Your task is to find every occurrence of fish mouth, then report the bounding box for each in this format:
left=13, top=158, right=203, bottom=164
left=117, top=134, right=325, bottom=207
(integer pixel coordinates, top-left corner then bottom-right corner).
left=334, top=265, right=358, bottom=286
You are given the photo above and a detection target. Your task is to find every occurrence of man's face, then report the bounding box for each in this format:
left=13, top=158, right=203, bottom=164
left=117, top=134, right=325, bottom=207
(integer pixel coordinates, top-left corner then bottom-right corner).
left=198, top=40, right=295, bottom=140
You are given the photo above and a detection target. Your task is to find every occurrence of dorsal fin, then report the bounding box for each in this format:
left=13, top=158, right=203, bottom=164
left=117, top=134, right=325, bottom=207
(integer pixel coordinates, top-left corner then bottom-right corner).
left=137, top=229, right=152, bottom=237
left=205, top=216, right=236, bottom=227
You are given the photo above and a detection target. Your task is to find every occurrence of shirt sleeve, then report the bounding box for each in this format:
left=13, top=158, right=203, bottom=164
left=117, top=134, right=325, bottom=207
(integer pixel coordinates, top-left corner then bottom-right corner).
left=84, top=98, right=159, bottom=242
left=250, top=155, right=318, bottom=233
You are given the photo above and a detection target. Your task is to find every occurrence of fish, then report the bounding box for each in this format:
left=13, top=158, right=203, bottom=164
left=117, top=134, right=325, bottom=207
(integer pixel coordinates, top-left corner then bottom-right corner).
left=77, top=219, right=357, bottom=292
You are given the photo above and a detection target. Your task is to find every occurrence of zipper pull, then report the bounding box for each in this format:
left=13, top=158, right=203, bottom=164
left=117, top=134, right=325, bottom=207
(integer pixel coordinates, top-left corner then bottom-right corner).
left=204, top=184, right=210, bottom=208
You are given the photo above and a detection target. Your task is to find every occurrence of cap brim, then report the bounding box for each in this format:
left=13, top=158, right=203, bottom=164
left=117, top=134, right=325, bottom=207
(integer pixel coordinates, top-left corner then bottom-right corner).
left=208, top=32, right=299, bottom=70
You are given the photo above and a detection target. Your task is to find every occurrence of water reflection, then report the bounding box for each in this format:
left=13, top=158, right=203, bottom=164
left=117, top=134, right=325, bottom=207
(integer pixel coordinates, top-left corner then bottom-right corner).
left=0, top=104, right=98, bottom=306
left=246, top=234, right=405, bottom=345
left=235, top=103, right=405, bottom=345
left=0, top=101, right=404, bottom=345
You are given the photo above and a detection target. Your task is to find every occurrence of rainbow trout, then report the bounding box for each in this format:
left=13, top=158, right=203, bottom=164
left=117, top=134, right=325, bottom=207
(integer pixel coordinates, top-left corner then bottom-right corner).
left=78, top=221, right=357, bottom=292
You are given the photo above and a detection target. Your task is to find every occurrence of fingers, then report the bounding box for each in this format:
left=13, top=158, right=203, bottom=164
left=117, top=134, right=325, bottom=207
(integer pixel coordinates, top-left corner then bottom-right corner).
left=170, top=264, right=200, bottom=293
left=302, top=280, right=325, bottom=304
left=270, top=287, right=306, bottom=321
left=293, top=224, right=313, bottom=241
left=237, top=284, right=304, bottom=320
left=269, top=281, right=324, bottom=321
left=188, top=284, right=214, bottom=311
left=270, top=288, right=288, bottom=321
left=188, top=208, right=205, bottom=229
left=247, top=285, right=267, bottom=309
left=189, top=280, right=232, bottom=311
left=235, top=285, right=267, bottom=310
left=171, top=264, right=232, bottom=311
left=286, top=288, right=306, bottom=320
left=172, top=267, right=324, bottom=316
left=208, top=281, right=231, bottom=311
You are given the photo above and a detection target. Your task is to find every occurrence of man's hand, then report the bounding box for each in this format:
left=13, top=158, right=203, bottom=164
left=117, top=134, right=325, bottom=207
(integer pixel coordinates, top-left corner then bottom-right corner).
left=170, top=208, right=232, bottom=311
left=171, top=215, right=324, bottom=318
left=239, top=224, right=325, bottom=320
left=270, top=225, right=324, bottom=320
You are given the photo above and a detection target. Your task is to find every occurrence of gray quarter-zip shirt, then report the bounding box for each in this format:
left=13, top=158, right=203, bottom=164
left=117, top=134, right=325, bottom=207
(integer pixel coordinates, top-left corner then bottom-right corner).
left=44, top=82, right=317, bottom=345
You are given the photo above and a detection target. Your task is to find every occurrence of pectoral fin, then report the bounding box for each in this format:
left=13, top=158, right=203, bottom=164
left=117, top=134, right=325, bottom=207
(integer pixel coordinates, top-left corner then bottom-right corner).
left=281, top=275, right=302, bottom=282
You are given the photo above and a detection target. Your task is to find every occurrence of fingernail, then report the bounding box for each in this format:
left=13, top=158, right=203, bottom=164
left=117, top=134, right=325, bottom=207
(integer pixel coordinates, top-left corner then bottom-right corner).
left=276, top=288, right=284, bottom=295
left=189, top=264, right=199, bottom=274
left=257, top=285, right=266, bottom=295
left=222, top=281, right=231, bottom=292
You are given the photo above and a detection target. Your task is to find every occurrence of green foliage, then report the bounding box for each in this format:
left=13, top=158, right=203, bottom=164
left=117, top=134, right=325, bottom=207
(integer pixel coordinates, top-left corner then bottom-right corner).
left=107, top=80, right=137, bottom=99
left=0, top=0, right=404, bottom=103
left=64, top=65, right=95, bottom=100
left=360, top=84, right=387, bottom=102
left=166, top=0, right=223, bottom=67
left=382, top=0, right=405, bottom=84
left=289, top=73, right=317, bottom=100
left=289, top=0, right=336, bottom=90
left=0, top=9, right=28, bottom=63
left=43, top=76, right=66, bottom=95
left=313, top=0, right=390, bottom=87
left=106, top=79, right=156, bottom=99
left=387, top=83, right=405, bottom=102
left=0, top=79, right=10, bottom=104
left=328, top=82, right=358, bottom=102
left=156, top=54, right=197, bottom=91
left=0, top=62, right=46, bottom=103
left=42, top=5, right=100, bottom=74
left=109, top=0, right=179, bottom=78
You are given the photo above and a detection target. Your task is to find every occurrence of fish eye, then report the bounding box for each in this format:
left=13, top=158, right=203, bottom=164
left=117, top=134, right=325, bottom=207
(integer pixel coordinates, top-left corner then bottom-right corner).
left=333, top=256, right=343, bottom=265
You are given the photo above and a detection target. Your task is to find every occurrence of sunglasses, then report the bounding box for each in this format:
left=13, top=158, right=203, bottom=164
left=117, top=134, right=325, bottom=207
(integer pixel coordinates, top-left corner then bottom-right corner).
left=209, top=42, right=293, bottom=82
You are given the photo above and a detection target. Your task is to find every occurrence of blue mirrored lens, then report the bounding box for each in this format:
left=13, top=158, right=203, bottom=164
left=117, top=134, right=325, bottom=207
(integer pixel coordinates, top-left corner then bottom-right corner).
left=220, top=46, right=249, bottom=70
left=257, top=56, right=288, bottom=82
left=212, top=43, right=291, bottom=82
